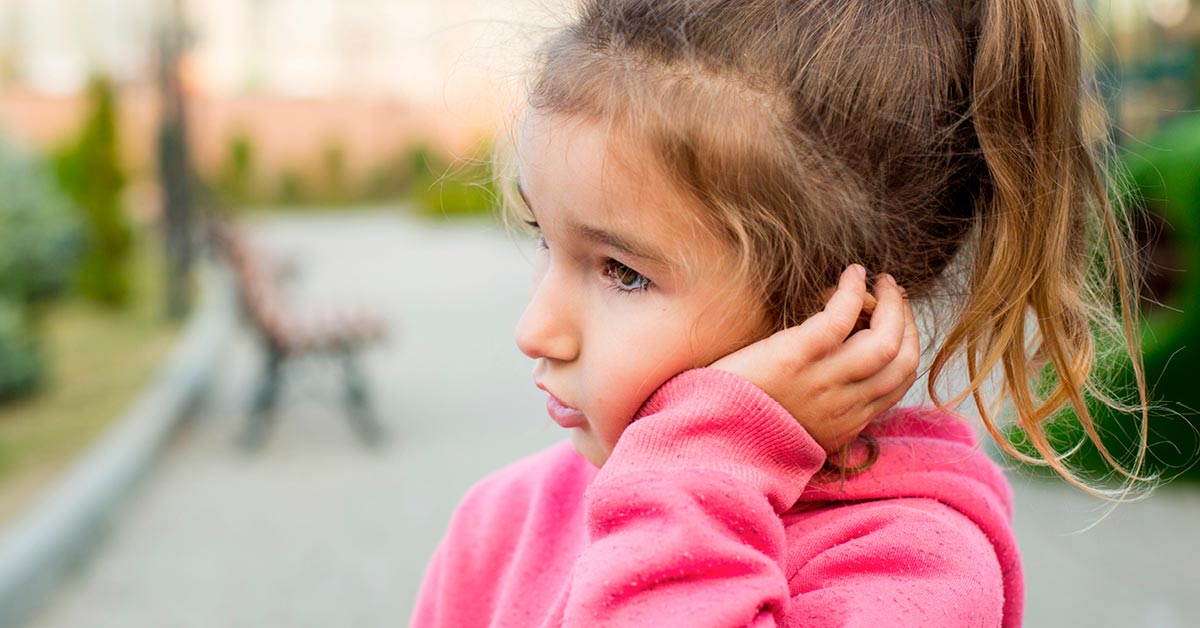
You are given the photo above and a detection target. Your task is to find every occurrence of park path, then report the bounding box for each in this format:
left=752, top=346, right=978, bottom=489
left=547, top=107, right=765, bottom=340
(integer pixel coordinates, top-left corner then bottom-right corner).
left=28, top=211, right=1200, bottom=627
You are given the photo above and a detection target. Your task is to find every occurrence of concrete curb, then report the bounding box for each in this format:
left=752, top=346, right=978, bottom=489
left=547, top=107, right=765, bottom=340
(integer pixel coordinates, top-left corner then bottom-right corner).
left=0, top=265, right=237, bottom=628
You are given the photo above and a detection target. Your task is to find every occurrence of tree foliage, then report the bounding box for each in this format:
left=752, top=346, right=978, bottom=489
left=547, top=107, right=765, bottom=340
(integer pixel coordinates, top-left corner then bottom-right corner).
left=54, top=76, right=131, bottom=305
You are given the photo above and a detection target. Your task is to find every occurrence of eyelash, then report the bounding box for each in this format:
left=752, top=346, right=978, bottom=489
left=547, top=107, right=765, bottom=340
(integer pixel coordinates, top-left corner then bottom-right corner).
left=604, top=260, right=652, bottom=293
left=524, top=219, right=652, bottom=294
left=524, top=219, right=547, bottom=250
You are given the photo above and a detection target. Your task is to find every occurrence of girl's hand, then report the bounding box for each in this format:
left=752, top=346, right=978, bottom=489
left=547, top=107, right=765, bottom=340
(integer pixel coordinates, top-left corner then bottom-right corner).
left=710, top=265, right=919, bottom=455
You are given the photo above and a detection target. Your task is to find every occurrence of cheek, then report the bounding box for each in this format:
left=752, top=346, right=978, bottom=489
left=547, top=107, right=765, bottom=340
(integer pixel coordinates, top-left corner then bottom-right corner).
left=590, top=314, right=699, bottom=414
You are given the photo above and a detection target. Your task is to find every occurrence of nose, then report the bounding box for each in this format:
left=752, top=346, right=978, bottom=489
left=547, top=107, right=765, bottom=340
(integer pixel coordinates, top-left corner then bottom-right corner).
left=515, top=263, right=580, bottom=362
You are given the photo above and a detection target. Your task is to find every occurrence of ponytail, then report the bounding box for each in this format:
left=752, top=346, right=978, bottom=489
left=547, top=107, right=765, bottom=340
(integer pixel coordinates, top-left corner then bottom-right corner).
left=930, top=0, right=1152, bottom=496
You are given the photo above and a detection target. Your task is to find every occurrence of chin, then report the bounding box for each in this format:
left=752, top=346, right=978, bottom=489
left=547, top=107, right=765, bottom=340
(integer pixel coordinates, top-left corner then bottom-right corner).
left=571, top=430, right=610, bottom=468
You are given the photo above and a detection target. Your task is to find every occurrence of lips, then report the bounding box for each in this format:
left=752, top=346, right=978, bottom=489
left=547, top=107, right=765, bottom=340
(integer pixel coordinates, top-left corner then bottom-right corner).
left=538, top=384, right=587, bottom=429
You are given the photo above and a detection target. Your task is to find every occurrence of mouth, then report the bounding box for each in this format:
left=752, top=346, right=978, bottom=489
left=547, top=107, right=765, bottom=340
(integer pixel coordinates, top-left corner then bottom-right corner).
left=536, top=382, right=587, bottom=429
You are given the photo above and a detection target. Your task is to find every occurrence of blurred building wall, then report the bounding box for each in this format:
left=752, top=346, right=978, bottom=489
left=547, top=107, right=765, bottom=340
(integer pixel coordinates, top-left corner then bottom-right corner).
left=0, top=0, right=569, bottom=183
left=0, top=86, right=484, bottom=179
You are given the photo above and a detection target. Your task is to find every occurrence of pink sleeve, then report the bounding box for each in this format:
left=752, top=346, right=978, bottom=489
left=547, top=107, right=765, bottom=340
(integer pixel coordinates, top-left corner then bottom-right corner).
left=561, top=368, right=1005, bottom=628
left=562, top=368, right=825, bottom=626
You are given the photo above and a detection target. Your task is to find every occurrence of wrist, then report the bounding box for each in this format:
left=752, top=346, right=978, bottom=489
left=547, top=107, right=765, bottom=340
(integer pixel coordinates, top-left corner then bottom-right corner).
left=601, top=368, right=826, bottom=513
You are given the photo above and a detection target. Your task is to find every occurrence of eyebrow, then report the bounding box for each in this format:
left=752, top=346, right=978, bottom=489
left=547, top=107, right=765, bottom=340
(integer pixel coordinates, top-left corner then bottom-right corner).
left=516, top=180, right=671, bottom=267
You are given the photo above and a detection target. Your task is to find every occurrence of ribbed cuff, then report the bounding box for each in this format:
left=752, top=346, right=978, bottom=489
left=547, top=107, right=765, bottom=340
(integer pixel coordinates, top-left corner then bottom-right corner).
left=596, top=368, right=826, bottom=513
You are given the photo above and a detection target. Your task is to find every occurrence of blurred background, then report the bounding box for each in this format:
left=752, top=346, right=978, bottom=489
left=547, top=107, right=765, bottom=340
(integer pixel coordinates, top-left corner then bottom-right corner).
left=0, top=1, right=1196, bottom=627
left=0, top=0, right=544, bottom=518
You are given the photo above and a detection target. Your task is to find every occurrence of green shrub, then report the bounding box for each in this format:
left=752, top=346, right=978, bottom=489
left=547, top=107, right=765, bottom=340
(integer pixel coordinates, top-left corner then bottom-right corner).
left=0, top=138, right=81, bottom=401
left=321, top=141, right=347, bottom=201
left=365, top=150, right=417, bottom=201
left=0, top=298, right=41, bottom=401
left=207, top=138, right=500, bottom=213
left=215, top=132, right=256, bottom=206
left=54, top=76, right=131, bottom=306
left=0, top=139, right=81, bottom=304
left=277, top=169, right=305, bottom=205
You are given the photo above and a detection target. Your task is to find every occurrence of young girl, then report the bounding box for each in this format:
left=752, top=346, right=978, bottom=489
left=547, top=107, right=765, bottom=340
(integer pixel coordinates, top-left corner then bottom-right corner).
left=413, top=0, right=1149, bottom=626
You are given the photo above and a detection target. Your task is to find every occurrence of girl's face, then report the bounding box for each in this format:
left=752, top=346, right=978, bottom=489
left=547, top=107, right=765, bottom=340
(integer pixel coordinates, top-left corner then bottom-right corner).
left=515, top=109, right=769, bottom=467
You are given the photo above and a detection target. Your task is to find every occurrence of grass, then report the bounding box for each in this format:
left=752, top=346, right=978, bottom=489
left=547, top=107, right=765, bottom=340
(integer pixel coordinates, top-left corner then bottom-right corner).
left=0, top=233, right=182, bottom=523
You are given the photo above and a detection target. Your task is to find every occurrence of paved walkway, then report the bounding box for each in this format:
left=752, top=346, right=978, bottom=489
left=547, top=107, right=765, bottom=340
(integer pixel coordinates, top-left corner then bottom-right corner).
left=27, top=211, right=1200, bottom=627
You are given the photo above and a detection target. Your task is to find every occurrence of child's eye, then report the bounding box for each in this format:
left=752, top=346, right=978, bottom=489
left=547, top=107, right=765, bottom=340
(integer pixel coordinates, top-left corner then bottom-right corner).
left=605, top=260, right=651, bottom=292
left=523, top=219, right=547, bottom=250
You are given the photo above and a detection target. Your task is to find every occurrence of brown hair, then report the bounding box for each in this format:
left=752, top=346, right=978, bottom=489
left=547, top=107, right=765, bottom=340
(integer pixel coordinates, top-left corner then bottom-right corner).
left=506, top=0, right=1151, bottom=496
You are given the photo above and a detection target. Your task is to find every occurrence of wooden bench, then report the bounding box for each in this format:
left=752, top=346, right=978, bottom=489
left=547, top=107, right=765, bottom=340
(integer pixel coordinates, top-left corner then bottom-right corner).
left=212, top=221, right=389, bottom=449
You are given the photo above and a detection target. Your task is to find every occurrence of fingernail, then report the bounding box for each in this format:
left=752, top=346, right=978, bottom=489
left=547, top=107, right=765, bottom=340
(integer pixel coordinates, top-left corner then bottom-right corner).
left=881, top=273, right=896, bottom=286
left=851, top=264, right=866, bottom=279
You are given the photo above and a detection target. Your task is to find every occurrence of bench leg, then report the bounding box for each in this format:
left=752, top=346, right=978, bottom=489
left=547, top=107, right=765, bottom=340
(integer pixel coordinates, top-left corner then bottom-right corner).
left=241, top=347, right=284, bottom=450
left=342, top=352, right=387, bottom=446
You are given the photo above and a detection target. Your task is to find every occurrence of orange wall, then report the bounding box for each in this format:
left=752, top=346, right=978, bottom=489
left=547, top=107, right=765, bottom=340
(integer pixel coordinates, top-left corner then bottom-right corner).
left=0, top=87, right=501, bottom=185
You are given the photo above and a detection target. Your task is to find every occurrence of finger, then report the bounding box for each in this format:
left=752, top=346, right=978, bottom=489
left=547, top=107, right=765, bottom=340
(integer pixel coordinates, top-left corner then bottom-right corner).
left=866, top=273, right=906, bottom=353
left=803, top=264, right=868, bottom=354
left=858, top=297, right=921, bottom=396
left=859, top=327, right=921, bottom=416
left=855, top=357, right=920, bottom=418
left=854, top=292, right=878, bottom=333
left=834, top=275, right=907, bottom=380
left=865, top=367, right=920, bottom=419
left=834, top=291, right=921, bottom=420
left=857, top=338, right=919, bottom=401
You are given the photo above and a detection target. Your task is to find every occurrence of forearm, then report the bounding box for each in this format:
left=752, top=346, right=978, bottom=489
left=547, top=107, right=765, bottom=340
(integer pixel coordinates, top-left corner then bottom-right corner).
left=563, top=368, right=825, bottom=626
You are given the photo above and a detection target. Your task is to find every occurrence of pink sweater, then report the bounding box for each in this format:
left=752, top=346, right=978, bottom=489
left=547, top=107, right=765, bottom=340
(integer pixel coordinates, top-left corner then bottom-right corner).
left=412, top=369, right=1022, bottom=627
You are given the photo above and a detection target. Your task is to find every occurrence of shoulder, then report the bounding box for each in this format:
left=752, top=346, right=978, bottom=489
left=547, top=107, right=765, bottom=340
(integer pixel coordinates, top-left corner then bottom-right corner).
left=792, top=406, right=1023, bottom=626
left=783, top=496, right=1007, bottom=626
left=414, top=442, right=594, bottom=625
left=457, top=439, right=595, bottom=511
left=448, top=440, right=596, bottom=536
left=788, top=496, right=1002, bottom=580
